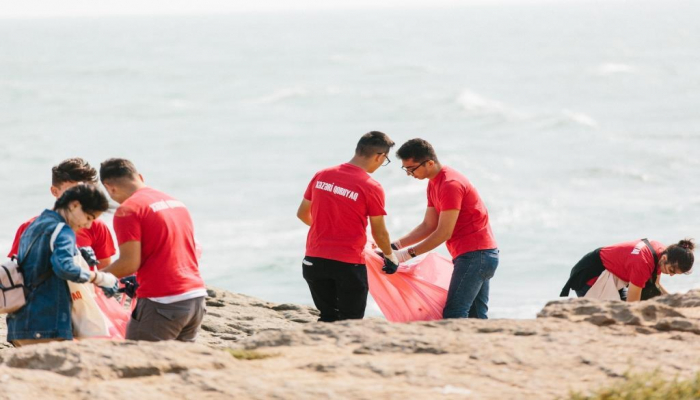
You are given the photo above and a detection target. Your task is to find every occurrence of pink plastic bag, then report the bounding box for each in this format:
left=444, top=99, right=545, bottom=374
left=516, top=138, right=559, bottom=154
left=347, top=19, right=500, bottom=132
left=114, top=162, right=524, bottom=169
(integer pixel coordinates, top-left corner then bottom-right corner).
left=364, top=246, right=454, bottom=322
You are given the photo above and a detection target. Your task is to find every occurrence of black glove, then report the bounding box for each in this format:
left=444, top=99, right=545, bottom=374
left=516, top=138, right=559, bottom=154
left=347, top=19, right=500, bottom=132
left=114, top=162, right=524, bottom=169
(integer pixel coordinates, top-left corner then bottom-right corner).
left=118, top=275, right=139, bottom=298
left=79, top=246, right=99, bottom=267
left=382, top=256, right=399, bottom=275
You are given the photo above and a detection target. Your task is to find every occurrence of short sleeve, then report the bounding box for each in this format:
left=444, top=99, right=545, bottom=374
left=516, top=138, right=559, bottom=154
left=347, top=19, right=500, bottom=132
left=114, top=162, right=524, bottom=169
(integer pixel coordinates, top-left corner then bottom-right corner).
left=88, top=221, right=117, bottom=260
left=438, top=180, right=466, bottom=211
left=113, top=205, right=142, bottom=245
left=8, top=220, right=32, bottom=258
left=303, top=172, right=320, bottom=201
left=627, top=248, right=655, bottom=287
left=366, top=183, right=387, bottom=217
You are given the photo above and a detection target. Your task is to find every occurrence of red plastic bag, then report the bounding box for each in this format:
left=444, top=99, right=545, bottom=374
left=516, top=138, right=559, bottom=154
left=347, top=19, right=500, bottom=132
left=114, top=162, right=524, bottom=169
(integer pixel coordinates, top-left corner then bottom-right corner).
left=364, top=246, right=453, bottom=322
left=92, top=287, right=130, bottom=339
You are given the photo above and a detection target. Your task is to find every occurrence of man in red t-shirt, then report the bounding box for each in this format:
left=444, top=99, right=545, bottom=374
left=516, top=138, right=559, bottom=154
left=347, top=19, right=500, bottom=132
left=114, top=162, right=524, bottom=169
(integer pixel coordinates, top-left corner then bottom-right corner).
left=297, top=131, right=400, bottom=322
left=99, top=158, right=206, bottom=342
left=392, top=139, right=499, bottom=319
left=8, top=158, right=116, bottom=269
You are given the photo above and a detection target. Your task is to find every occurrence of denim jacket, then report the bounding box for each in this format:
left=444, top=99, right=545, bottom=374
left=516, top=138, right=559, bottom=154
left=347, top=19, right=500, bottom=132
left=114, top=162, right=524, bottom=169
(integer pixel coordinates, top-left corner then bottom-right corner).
left=6, top=209, right=91, bottom=342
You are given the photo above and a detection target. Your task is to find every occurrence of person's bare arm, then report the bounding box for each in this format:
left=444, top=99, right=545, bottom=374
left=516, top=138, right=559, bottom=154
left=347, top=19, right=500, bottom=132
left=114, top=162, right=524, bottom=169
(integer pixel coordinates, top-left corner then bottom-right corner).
left=369, top=215, right=393, bottom=256
left=395, top=207, right=439, bottom=248
left=96, top=257, right=111, bottom=271
left=297, top=199, right=312, bottom=226
left=102, top=241, right=141, bottom=278
left=656, top=274, right=669, bottom=295
left=410, top=209, right=459, bottom=256
left=627, top=283, right=642, bottom=302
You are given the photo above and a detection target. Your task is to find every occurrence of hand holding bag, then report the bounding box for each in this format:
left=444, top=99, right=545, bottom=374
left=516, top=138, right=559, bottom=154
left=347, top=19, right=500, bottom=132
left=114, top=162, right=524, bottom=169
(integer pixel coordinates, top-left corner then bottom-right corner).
left=48, top=226, right=111, bottom=338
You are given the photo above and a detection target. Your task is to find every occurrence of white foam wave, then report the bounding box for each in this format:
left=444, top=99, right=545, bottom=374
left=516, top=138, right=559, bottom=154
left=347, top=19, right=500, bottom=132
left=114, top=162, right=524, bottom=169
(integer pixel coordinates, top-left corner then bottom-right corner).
left=456, top=90, right=528, bottom=120
left=534, top=109, right=599, bottom=130
left=595, top=63, right=637, bottom=76
left=250, top=87, right=308, bottom=104
left=561, top=110, right=598, bottom=128
left=457, top=90, right=528, bottom=119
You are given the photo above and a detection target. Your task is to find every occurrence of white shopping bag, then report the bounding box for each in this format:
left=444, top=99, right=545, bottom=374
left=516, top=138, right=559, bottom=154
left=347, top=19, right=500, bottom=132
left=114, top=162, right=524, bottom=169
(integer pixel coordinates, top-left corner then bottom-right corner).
left=584, top=270, right=628, bottom=301
left=49, top=223, right=110, bottom=338
left=66, top=255, right=110, bottom=338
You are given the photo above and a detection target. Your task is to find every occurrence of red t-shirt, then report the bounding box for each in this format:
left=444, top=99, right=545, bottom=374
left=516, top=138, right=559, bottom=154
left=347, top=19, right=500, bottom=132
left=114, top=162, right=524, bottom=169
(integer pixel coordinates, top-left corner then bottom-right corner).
left=427, top=166, right=497, bottom=259
left=113, top=187, right=205, bottom=298
left=8, top=216, right=116, bottom=263
left=304, top=163, right=386, bottom=264
left=597, top=240, right=665, bottom=288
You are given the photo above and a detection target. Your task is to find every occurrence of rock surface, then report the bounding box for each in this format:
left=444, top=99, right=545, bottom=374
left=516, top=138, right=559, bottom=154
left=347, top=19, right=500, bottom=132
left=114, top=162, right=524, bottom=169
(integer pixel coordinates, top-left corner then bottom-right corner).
left=1, top=288, right=700, bottom=399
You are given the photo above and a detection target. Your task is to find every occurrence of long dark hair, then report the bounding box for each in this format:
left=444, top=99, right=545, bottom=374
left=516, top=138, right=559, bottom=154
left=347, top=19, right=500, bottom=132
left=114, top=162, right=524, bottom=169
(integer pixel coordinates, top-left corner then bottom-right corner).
left=662, top=238, right=695, bottom=273
left=53, top=184, right=110, bottom=215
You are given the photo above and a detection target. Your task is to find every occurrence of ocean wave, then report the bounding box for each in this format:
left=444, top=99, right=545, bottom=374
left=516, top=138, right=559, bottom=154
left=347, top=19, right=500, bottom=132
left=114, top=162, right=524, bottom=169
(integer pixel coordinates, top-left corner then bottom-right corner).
left=455, top=90, right=599, bottom=130
left=456, top=89, right=528, bottom=120
left=559, top=110, right=598, bottom=128
left=249, top=87, right=309, bottom=104
left=491, top=202, right=562, bottom=230
left=581, top=167, right=652, bottom=182
left=534, top=109, right=599, bottom=130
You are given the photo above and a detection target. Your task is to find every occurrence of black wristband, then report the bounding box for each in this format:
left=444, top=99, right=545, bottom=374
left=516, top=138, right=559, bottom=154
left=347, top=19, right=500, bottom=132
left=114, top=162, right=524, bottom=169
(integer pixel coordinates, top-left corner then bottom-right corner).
left=408, top=247, right=417, bottom=258
left=391, top=243, right=399, bottom=251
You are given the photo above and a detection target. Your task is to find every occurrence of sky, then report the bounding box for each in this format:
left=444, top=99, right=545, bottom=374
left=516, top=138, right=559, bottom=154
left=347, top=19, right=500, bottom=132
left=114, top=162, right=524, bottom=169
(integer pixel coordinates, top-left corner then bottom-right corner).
left=0, top=0, right=609, bottom=18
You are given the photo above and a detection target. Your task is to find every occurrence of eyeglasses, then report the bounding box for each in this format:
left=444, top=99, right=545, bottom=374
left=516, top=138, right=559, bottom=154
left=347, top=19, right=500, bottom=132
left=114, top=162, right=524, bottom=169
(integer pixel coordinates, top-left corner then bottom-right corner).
left=377, top=153, right=391, bottom=167
left=401, top=160, right=431, bottom=175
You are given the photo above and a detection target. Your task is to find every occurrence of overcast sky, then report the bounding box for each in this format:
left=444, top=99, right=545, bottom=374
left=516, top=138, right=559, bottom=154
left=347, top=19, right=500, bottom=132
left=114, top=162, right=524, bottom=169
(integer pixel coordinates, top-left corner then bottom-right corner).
left=0, top=0, right=604, bottom=18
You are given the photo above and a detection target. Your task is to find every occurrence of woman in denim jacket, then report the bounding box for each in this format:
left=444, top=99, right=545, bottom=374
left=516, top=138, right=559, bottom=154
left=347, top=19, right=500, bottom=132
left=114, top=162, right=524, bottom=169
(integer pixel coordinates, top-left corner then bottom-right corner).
left=6, top=184, right=119, bottom=347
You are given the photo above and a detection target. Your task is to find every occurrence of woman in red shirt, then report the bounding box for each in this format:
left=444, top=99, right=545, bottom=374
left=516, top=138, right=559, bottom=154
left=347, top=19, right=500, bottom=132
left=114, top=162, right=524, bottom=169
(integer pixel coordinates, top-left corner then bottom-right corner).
left=561, top=238, right=695, bottom=302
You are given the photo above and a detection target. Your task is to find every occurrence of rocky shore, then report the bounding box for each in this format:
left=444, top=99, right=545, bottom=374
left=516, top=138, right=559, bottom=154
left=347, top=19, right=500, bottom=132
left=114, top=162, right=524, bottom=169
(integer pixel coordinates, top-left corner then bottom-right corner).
left=2, top=288, right=700, bottom=399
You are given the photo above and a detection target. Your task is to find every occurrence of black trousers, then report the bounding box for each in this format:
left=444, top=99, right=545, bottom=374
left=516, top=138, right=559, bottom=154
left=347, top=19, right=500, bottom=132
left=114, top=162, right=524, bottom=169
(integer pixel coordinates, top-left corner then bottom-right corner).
left=570, top=249, right=627, bottom=300
left=302, top=256, right=368, bottom=322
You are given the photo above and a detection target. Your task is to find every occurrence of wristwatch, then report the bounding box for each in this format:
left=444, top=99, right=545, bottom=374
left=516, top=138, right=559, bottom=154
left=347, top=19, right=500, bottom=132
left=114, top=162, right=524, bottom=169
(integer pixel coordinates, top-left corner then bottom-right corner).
left=408, top=247, right=417, bottom=258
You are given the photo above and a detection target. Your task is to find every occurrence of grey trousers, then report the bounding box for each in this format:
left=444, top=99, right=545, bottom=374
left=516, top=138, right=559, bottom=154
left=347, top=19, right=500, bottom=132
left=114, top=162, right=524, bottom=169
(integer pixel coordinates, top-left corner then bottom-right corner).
left=126, top=296, right=206, bottom=342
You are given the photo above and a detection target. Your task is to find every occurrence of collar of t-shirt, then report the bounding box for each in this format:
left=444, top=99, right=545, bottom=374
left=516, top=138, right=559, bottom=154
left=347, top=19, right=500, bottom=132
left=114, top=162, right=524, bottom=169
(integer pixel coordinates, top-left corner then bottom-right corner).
left=430, top=166, right=447, bottom=182
left=342, top=162, right=367, bottom=175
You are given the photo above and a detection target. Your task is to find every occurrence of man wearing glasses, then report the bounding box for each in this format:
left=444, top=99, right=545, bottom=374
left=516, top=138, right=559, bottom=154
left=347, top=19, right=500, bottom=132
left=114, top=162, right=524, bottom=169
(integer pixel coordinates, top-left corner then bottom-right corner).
left=297, top=131, right=399, bottom=322
left=392, top=138, right=499, bottom=319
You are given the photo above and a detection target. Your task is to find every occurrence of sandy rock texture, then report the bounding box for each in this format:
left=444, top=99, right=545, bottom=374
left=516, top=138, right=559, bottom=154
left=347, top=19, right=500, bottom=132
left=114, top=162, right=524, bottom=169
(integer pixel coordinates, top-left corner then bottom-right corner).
left=0, top=288, right=699, bottom=400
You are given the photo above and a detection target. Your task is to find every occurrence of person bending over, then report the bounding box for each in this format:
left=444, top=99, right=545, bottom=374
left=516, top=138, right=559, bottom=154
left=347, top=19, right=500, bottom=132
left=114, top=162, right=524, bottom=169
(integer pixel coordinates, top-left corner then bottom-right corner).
left=561, top=238, right=694, bottom=302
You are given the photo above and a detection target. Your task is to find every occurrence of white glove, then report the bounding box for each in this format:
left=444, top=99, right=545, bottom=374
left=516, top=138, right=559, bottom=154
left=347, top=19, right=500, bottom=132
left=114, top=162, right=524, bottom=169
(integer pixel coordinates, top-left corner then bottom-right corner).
left=385, top=252, right=399, bottom=265
left=396, top=248, right=414, bottom=263
left=93, top=271, right=118, bottom=288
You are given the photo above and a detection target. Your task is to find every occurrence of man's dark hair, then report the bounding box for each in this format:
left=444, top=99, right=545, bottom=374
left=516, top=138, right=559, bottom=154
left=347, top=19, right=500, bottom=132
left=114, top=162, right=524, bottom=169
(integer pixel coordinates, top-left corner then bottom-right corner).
left=54, top=184, right=110, bottom=215
left=100, top=158, right=139, bottom=183
left=396, top=138, right=439, bottom=163
left=51, top=158, right=97, bottom=186
left=355, top=131, right=395, bottom=157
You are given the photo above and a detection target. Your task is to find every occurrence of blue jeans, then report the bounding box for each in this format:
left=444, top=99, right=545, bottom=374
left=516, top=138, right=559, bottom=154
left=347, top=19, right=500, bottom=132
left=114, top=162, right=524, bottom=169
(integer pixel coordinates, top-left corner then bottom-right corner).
left=443, top=249, right=499, bottom=319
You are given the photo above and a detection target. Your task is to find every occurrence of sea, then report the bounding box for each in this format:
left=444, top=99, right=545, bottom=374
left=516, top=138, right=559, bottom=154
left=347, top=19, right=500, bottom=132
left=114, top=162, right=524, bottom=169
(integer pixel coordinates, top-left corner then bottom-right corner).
left=1, top=0, right=699, bottom=319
